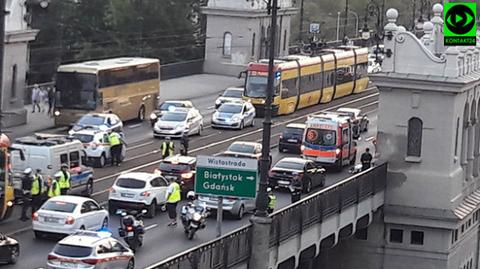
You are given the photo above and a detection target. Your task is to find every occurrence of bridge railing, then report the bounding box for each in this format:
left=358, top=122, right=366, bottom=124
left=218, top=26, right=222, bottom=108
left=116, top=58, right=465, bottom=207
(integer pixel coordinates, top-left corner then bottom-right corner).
left=269, top=162, right=387, bottom=247
left=145, top=163, right=387, bottom=269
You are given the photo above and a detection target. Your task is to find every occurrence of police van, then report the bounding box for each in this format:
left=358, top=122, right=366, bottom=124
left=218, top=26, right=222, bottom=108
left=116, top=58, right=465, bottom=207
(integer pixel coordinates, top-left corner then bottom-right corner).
left=11, top=134, right=94, bottom=197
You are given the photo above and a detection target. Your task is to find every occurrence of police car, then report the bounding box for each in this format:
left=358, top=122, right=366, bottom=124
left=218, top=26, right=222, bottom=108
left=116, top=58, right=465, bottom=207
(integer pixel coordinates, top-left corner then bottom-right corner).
left=69, top=113, right=123, bottom=136
left=69, top=129, right=126, bottom=168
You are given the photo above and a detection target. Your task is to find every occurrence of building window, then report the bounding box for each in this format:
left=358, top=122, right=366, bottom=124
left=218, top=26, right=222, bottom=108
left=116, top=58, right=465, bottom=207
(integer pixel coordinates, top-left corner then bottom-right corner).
left=455, top=117, right=460, bottom=156
left=407, top=117, right=423, bottom=157
left=461, top=224, right=465, bottom=233
left=389, top=229, right=403, bottom=243
left=452, top=229, right=459, bottom=244
left=410, top=231, right=424, bottom=245
left=251, top=33, right=256, bottom=57
left=10, top=64, right=17, bottom=98
left=223, top=32, right=232, bottom=57
left=355, top=228, right=368, bottom=240
left=283, top=30, right=287, bottom=51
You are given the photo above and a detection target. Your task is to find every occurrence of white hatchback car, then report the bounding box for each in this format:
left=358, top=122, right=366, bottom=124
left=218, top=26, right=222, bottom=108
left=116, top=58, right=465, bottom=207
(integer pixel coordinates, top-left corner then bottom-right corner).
left=153, top=108, right=203, bottom=138
left=69, top=113, right=123, bottom=135
left=70, top=129, right=126, bottom=168
left=33, top=196, right=109, bottom=238
left=212, top=101, right=255, bottom=130
left=108, top=172, right=169, bottom=218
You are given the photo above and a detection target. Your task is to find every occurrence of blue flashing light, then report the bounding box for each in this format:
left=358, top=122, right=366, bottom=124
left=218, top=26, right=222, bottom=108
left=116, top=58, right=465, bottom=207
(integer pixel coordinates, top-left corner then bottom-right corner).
left=275, top=71, right=281, bottom=79
left=96, top=228, right=113, bottom=237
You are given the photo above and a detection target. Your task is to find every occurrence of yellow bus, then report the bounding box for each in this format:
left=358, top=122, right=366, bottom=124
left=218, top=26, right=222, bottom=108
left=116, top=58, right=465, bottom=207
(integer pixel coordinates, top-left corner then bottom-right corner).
left=0, top=134, right=24, bottom=222
left=243, top=46, right=369, bottom=116
left=54, top=57, right=160, bottom=126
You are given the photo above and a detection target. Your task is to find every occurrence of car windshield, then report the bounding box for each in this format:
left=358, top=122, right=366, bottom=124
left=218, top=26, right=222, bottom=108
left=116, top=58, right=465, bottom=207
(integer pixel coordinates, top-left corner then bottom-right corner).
left=53, top=244, right=92, bottom=258
left=275, top=161, right=304, bottom=170
left=159, top=102, right=184, bottom=111
left=284, top=127, right=304, bottom=136
left=159, top=162, right=190, bottom=172
left=218, top=104, right=242, bottom=114
left=42, top=201, right=77, bottom=213
left=55, top=72, right=97, bottom=110
left=222, top=89, right=243, bottom=98
left=116, top=178, right=146, bottom=189
left=161, top=112, right=187, bottom=122
left=70, top=133, right=94, bottom=143
left=77, top=115, right=105, bottom=126
left=228, top=143, right=255, bottom=154
left=305, top=128, right=336, bottom=146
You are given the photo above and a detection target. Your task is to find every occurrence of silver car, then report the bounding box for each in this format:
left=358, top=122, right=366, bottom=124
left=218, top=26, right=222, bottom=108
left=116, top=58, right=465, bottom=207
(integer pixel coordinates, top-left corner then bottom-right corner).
left=47, top=230, right=134, bottom=269
left=214, top=87, right=244, bottom=109
left=153, top=108, right=204, bottom=138
left=197, top=195, right=255, bottom=220
left=212, top=101, right=255, bottom=130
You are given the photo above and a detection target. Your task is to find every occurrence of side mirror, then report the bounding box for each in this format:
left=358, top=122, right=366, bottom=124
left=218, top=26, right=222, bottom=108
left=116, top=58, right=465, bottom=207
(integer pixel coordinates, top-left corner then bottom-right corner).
left=238, top=70, right=247, bottom=79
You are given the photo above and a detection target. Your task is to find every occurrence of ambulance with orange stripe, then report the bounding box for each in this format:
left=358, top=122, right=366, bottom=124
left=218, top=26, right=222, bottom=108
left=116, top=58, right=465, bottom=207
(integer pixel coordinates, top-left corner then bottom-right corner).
left=302, top=112, right=357, bottom=170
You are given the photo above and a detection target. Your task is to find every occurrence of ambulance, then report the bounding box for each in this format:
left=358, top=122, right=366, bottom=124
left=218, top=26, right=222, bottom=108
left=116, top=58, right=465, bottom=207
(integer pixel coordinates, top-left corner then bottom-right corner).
left=302, top=112, right=357, bottom=170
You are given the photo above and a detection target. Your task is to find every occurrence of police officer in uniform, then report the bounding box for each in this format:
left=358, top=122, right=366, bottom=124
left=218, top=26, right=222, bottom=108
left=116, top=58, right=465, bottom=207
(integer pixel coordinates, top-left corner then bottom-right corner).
left=267, top=187, right=276, bottom=214
left=161, top=137, right=175, bottom=159
left=165, top=177, right=181, bottom=226
left=47, top=173, right=62, bottom=198
left=31, top=168, right=45, bottom=212
left=109, top=130, right=123, bottom=166
left=180, top=132, right=189, bottom=156
left=360, top=148, right=373, bottom=171
left=58, top=163, right=71, bottom=195
left=20, top=168, right=33, bottom=221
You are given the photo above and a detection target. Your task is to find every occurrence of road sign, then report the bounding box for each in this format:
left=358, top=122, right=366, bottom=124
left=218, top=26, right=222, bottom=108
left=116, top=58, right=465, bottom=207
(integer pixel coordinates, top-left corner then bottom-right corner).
left=195, top=155, right=258, bottom=198
left=309, top=23, right=320, bottom=34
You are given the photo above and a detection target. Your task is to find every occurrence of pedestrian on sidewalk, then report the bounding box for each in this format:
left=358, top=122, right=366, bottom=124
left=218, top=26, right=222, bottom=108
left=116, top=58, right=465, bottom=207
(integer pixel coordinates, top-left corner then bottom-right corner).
left=46, top=87, right=55, bottom=115
left=39, top=87, right=47, bottom=112
left=31, top=84, right=41, bottom=113
left=361, top=148, right=373, bottom=171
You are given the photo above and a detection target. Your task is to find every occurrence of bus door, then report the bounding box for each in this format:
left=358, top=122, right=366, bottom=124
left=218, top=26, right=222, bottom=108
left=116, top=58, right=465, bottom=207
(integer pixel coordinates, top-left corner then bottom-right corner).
left=340, top=126, right=352, bottom=165
left=0, top=149, right=13, bottom=221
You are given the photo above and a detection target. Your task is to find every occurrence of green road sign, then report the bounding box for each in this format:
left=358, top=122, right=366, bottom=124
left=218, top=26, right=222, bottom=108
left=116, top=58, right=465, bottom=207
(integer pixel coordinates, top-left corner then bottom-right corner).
left=195, top=156, right=258, bottom=198
left=444, top=2, right=477, bottom=46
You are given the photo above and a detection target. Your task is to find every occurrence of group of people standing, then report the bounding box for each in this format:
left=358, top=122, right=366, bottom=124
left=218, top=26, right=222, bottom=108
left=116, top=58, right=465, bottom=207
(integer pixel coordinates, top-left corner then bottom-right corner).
left=19, top=164, right=71, bottom=221
left=31, top=84, right=55, bottom=116
left=160, top=132, right=189, bottom=159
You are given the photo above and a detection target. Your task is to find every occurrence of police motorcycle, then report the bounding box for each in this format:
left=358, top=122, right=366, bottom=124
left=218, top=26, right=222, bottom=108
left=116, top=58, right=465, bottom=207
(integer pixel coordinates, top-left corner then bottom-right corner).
left=117, top=209, right=146, bottom=252
left=181, top=191, right=209, bottom=240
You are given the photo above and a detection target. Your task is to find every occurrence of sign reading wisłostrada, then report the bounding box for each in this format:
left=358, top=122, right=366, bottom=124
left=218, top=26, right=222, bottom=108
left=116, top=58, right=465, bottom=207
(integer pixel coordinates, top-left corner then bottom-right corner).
left=195, top=156, right=258, bottom=198
left=444, top=2, right=477, bottom=46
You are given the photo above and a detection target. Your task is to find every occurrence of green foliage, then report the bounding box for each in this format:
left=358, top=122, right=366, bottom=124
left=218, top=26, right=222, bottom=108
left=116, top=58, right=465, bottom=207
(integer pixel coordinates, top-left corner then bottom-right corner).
left=29, top=0, right=206, bottom=83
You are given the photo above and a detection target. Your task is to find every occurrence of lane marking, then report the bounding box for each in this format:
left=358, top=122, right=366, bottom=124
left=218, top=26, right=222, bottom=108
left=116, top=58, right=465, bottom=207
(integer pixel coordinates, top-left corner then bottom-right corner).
left=145, top=224, right=158, bottom=231
left=127, top=141, right=154, bottom=151
left=128, top=123, right=142, bottom=129
left=207, top=106, right=215, bottom=109
left=89, top=92, right=379, bottom=197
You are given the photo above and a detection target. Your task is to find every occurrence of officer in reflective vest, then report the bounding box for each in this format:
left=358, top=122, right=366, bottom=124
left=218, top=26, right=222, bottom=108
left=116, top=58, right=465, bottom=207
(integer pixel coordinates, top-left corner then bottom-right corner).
left=161, top=137, right=175, bottom=159
left=165, top=177, right=181, bottom=226
left=31, top=168, right=45, bottom=212
left=48, top=174, right=61, bottom=198
left=267, top=187, right=276, bottom=214
left=58, top=163, right=71, bottom=195
left=109, top=130, right=122, bottom=166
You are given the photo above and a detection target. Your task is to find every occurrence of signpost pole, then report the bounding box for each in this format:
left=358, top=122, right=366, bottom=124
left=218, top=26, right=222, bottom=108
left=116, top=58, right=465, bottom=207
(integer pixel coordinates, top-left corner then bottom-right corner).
left=216, top=196, right=223, bottom=237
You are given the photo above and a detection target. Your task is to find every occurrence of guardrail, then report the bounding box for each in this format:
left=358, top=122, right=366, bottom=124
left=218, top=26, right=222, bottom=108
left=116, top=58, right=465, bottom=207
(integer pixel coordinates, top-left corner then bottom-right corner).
left=146, top=163, right=388, bottom=269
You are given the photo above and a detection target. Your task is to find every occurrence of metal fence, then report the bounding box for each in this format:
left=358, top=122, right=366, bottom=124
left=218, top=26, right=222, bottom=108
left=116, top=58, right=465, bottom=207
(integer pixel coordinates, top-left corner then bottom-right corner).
left=145, top=163, right=388, bottom=269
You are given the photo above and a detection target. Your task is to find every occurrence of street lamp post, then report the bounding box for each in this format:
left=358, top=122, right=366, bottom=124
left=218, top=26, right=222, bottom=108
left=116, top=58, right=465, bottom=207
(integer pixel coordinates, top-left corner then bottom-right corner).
left=249, top=0, right=277, bottom=267
left=366, top=0, right=385, bottom=64
left=336, top=11, right=341, bottom=42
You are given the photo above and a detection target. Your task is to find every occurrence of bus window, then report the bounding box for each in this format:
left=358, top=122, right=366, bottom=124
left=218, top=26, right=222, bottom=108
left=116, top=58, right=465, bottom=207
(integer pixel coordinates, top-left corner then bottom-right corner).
left=60, top=153, right=68, bottom=165
left=70, top=151, right=80, bottom=168
left=55, top=72, right=97, bottom=110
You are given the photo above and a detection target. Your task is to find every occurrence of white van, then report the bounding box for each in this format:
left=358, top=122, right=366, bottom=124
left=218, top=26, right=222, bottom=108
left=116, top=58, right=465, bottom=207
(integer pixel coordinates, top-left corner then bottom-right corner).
left=11, top=134, right=94, bottom=196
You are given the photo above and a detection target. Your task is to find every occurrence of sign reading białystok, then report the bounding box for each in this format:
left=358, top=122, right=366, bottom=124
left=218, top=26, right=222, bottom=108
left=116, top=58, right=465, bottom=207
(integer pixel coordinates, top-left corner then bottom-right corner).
left=195, top=156, right=258, bottom=198
left=444, top=2, right=477, bottom=46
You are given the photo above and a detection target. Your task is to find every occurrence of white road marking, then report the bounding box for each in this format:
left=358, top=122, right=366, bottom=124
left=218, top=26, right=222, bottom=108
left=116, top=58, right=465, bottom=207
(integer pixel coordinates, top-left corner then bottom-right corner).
left=145, top=224, right=158, bottom=231
left=127, top=141, right=154, bottom=151
left=128, top=123, right=142, bottom=129
left=207, top=106, right=215, bottom=109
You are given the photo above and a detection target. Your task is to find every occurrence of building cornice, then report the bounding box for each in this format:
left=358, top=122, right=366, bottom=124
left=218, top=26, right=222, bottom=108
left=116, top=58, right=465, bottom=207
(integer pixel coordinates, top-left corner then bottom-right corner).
left=201, top=6, right=298, bottom=18
left=5, top=29, right=39, bottom=43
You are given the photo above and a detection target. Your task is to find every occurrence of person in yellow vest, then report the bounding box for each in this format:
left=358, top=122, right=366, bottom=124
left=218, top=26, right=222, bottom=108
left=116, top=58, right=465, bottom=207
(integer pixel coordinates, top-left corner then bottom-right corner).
left=47, top=173, right=61, bottom=198
left=58, top=163, right=71, bottom=195
left=165, top=177, right=181, bottom=226
left=161, top=137, right=175, bottom=159
left=109, top=130, right=123, bottom=166
left=31, top=168, right=45, bottom=212
left=267, top=187, right=276, bottom=214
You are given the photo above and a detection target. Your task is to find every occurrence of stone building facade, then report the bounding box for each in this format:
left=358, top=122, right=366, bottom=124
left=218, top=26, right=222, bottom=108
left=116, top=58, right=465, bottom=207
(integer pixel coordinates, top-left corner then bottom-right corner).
left=2, top=0, right=38, bottom=127
left=318, top=4, right=480, bottom=269
left=202, top=0, right=297, bottom=76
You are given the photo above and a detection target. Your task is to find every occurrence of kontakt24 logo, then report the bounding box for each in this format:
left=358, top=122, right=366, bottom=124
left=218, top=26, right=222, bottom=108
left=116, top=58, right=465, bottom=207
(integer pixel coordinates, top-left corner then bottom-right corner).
left=444, top=2, right=477, bottom=46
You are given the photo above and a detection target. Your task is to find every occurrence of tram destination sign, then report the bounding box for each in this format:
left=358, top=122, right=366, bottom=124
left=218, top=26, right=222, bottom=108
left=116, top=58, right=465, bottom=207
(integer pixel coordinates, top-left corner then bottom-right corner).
left=195, top=155, right=258, bottom=198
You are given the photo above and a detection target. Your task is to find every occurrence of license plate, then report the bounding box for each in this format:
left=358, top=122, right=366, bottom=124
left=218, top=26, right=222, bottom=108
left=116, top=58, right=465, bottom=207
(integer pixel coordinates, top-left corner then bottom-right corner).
left=44, top=217, right=59, bottom=223
left=277, top=180, right=290, bottom=185
left=121, top=193, right=134, bottom=198
left=287, top=139, right=297, bottom=143
left=127, top=231, right=134, bottom=236
left=60, top=262, right=76, bottom=268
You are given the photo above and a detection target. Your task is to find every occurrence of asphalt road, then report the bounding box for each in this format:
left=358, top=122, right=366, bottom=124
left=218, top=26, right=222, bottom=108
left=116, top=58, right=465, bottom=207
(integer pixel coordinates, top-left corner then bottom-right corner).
left=1, top=85, right=379, bottom=269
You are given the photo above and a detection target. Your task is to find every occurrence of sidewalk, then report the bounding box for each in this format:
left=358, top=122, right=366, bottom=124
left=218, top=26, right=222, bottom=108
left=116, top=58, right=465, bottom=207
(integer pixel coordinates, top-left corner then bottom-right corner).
left=8, top=105, right=56, bottom=139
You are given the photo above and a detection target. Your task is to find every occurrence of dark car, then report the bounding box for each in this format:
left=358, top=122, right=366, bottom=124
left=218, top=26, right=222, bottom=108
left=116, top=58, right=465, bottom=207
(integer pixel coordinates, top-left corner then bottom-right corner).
left=221, top=141, right=272, bottom=167
left=0, top=233, right=19, bottom=264
left=149, top=100, right=194, bottom=126
left=268, top=157, right=325, bottom=193
left=279, top=123, right=305, bottom=153
left=155, top=155, right=196, bottom=193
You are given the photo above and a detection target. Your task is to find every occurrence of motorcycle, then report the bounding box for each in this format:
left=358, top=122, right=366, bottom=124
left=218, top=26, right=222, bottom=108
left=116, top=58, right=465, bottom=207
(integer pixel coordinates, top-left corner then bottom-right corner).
left=180, top=202, right=208, bottom=240
left=117, top=209, right=147, bottom=252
